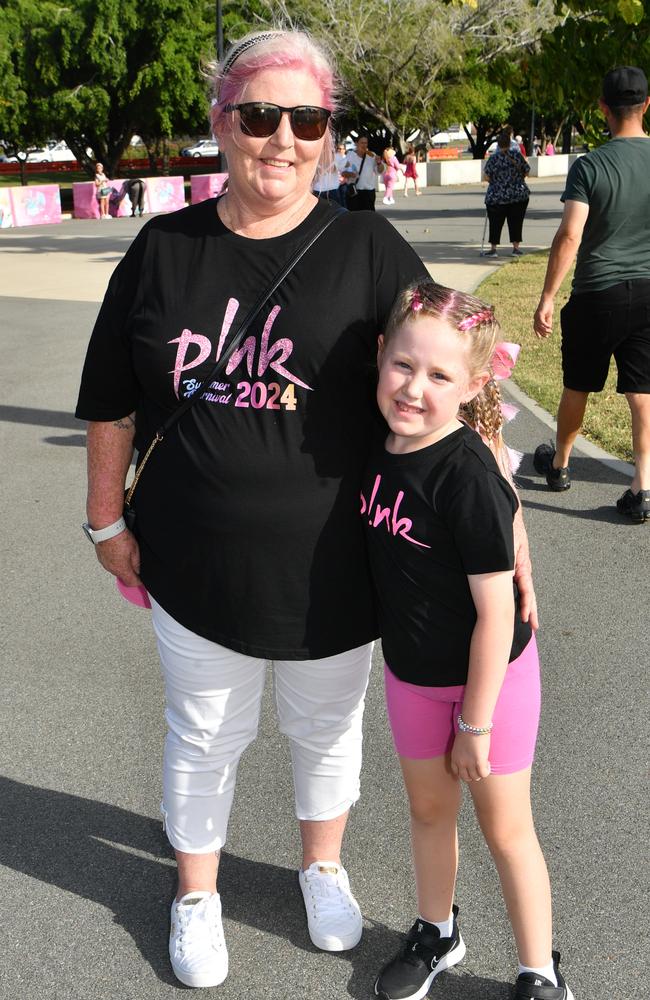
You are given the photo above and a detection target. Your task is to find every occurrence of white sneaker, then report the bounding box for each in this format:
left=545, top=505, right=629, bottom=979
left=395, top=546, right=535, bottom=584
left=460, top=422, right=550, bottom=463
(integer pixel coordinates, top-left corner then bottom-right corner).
left=299, top=861, right=362, bottom=951
left=169, top=891, right=228, bottom=988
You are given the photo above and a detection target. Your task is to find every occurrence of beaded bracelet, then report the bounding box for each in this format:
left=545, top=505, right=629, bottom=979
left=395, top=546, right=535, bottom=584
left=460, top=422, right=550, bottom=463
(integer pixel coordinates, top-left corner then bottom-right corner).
left=457, top=714, right=493, bottom=736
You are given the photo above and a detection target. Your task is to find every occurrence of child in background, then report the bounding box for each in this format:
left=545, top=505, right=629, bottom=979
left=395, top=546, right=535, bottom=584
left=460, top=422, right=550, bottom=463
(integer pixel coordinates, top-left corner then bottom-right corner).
left=94, top=162, right=112, bottom=220
left=381, top=147, right=402, bottom=204
left=362, top=280, right=573, bottom=1000
left=402, top=144, right=420, bottom=197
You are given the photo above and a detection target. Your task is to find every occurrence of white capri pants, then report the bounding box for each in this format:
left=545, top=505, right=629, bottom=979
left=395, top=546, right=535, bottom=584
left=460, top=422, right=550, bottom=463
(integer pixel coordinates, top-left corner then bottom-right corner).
left=150, top=597, right=373, bottom=854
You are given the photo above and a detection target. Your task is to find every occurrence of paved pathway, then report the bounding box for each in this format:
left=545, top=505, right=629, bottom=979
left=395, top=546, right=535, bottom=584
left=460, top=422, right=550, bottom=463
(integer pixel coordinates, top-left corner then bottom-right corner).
left=0, top=183, right=647, bottom=1000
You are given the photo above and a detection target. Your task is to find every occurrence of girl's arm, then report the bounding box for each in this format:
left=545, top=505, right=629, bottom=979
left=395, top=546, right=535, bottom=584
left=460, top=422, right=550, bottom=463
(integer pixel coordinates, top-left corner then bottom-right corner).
left=450, top=570, right=515, bottom=783
left=86, top=417, right=141, bottom=586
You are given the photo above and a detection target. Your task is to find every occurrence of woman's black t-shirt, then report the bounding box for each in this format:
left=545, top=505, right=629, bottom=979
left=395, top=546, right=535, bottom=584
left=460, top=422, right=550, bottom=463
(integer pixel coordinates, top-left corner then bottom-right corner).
left=76, top=198, right=428, bottom=658
left=361, top=425, right=532, bottom=686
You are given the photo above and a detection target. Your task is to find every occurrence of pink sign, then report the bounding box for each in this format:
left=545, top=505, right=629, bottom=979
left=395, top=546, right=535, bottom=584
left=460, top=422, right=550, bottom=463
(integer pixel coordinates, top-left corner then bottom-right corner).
left=73, top=180, right=133, bottom=219
left=0, top=189, right=13, bottom=228
left=146, top=175, right=186, bottom=213
left=191, top=173, right=229, bottom=204
left=7, top=185, right=62, bottom=227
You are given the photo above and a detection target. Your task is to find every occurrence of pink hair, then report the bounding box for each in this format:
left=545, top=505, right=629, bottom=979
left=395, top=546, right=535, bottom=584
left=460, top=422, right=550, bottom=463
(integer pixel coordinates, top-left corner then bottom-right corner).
left=209, top=30, right=339, bottom=170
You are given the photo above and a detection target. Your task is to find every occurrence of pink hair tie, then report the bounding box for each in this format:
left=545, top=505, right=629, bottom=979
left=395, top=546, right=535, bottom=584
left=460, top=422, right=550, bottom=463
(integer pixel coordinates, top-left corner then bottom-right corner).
left=411, top=291, right=424, bottom=312
left=458, top=309, right=492, bottom=331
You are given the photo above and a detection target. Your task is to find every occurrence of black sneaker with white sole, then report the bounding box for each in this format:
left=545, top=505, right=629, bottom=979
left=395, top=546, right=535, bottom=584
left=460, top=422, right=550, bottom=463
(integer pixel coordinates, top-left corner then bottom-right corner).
left=374, top=905, right=466, bottom=1000
left=533, top=443, right=571, bottom=491
left=514, top=951, right=574, bottom=999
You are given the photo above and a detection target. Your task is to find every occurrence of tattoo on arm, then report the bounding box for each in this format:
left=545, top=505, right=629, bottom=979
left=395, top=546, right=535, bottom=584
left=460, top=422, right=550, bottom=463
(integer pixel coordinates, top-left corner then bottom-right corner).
left=113, top=413, right=136, bottom=431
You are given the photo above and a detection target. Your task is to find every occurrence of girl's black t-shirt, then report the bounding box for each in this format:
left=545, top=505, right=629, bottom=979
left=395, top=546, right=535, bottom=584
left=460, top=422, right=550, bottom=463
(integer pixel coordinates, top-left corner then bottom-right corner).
left=361, top=425, right=532, bottom=686
left=76, top=198, right=428, bottom=658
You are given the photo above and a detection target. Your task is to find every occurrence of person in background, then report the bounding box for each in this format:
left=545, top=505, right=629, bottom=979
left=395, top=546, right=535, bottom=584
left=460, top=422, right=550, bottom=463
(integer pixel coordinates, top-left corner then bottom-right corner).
left=545, top=140, right=556, bottom=156
left=94, top=162, right=112, bottom=220
left=124, top=177, right=146, bottom=217
left=533, top=66, right=650, bottom=522
left=334, top=141, right=349, bottom=205
left=312, top=156, right=342, bottom=202
left=381, top=146, right=402, bottom=205
left=342, top=134, right=384, bottom=211
left=402, top=143, right=420, bottom=196
left=516, top=134, right=527, bottom=156
left=481, top=132, right=530, bottom=258
left=366, top=281, right=572, bottom=1000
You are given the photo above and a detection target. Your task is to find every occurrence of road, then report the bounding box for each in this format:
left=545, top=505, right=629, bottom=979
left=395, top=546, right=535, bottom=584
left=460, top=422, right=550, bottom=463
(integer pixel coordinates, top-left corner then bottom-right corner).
left=0, top=181, right=647, bottom=1000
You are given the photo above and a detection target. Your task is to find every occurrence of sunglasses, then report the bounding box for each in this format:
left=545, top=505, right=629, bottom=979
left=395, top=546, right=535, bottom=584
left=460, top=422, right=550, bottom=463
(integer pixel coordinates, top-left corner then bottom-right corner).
left=224, top=102, right=331, bottom=141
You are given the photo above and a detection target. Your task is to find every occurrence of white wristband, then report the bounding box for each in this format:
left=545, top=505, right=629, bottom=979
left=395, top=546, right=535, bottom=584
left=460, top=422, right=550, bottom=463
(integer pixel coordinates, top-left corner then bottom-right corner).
left=82, top=516, right=127, bottom=544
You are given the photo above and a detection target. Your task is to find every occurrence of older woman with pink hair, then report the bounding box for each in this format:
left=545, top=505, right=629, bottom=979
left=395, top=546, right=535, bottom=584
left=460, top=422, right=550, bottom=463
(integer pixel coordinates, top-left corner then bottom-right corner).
left=76, top=27, right=431, bottom=988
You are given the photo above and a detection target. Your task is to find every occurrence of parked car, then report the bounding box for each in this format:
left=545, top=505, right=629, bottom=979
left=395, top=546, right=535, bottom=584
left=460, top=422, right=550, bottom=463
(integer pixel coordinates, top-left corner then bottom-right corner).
left=180, top=139, right=220, bottom=158
left=0, top=141, right=78, bottom=163
left=47, top=140, right=77, bottom=162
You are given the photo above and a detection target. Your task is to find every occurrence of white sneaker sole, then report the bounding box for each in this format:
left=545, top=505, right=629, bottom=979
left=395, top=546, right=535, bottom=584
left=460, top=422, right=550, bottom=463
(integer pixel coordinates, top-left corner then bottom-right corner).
left=306, top=923, right=363, bottom=952
left=170, top=958, right=229, bottom=989
left=374, top=934, right=466, bottom=1000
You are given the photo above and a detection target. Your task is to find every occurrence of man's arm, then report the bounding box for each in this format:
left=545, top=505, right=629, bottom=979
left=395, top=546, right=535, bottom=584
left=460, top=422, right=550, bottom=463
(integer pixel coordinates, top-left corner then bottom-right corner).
left=533, top=199, right=589, bottom=338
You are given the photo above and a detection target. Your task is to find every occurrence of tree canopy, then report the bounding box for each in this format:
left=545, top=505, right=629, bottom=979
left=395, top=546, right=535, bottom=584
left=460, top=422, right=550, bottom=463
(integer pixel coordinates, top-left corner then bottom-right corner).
left=0, top=0, right=216, bottom=176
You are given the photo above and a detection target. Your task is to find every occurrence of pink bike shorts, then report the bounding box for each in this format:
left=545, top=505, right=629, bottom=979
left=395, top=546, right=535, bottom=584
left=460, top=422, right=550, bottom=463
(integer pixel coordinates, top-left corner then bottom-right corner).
left=385, top=635, right=540, bottom=775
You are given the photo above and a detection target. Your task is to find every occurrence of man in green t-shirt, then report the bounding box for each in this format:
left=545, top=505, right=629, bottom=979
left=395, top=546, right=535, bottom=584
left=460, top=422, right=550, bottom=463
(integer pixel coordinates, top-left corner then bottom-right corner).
left=532, top=66, right=650, bottom=522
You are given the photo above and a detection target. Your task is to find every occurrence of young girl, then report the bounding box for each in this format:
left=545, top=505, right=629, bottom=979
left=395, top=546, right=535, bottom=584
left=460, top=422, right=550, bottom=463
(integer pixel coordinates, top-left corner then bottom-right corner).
left=362, top=281, right=573, bottom=1000
left=381, top=147, right=402, bottom=204
left=94, top=162, right=112, bottom=219
left=402, top=143, right=420, bottom=197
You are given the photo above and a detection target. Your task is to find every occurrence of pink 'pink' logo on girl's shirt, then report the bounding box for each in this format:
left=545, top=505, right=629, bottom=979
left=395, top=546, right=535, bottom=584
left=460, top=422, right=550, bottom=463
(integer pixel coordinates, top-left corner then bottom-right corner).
left=360, top=474, right=431, bottom=549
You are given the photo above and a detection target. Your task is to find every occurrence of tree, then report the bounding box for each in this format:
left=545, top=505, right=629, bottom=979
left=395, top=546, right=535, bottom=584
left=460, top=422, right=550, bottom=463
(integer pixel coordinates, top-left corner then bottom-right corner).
left=261, top=0, right=560, bottom=153
left=529, top=0, right=650, bottom=146
left=436, top=69, right=514, bottom=158
left=1, top=0, right=217, bottom=178
left=0, top=2, right=50, bottom=184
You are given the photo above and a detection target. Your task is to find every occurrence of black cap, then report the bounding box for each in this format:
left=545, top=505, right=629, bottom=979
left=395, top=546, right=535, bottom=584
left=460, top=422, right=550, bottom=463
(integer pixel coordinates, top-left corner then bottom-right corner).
left=602, top=66, right=648, bottom=108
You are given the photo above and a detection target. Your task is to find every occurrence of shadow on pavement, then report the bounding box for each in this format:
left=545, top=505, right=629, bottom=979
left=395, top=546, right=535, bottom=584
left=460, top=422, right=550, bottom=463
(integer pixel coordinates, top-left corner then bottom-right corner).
left=0, top=776, right=514, bottom=997
left=516, top=453, right=631, bottom=488
left=0, top=404, right=80, bottom=429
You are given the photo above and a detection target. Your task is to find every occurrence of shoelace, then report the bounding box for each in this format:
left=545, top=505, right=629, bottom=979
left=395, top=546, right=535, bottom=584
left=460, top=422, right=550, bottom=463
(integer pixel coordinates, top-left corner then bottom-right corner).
left=176, top=896, right=225, bottom=958
left=303, top=870, right=356, bottom=920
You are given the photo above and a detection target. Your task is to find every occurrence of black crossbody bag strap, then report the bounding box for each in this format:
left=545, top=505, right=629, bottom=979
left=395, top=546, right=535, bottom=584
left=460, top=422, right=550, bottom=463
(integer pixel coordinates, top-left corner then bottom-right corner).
left=124, top=205, right=345, bottom=515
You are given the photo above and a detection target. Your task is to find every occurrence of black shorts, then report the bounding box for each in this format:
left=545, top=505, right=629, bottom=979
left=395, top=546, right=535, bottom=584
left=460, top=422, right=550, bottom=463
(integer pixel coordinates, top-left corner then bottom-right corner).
left=560, top=279, right=650, bottom=394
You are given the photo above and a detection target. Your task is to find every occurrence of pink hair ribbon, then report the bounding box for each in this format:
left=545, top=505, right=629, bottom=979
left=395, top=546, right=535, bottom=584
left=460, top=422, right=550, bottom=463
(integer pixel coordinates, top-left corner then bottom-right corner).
left=411, top=291, right=424, bottom=312
left=491, top=341, right=520, bottom=380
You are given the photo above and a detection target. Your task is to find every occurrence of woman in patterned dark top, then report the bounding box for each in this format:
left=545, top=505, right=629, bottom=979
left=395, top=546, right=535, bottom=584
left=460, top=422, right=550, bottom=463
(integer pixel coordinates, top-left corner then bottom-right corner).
left=482, top=132, right=530, bottom=257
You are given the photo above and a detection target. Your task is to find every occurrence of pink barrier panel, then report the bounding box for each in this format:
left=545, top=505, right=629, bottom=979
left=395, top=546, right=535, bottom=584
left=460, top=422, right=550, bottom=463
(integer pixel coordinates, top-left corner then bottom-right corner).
left=5, top=185, right=62, bottom=227
left=72, top=180, right=133, bottom=219
left=0, top=189, right=13, bottom=228
left=146, top=175, right=186, bottom=213
left=73, top=176, right=186, bottom=219
left=191, top=173, right=229, bottom=204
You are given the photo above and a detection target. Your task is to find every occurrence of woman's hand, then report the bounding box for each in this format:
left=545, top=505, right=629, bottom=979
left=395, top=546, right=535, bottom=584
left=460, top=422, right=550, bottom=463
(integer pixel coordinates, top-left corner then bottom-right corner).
left=513, top=514, right=539, bottom=630
left=450, top=732, right=491, bottom=783
left=95, top=530, right=142, bottom=586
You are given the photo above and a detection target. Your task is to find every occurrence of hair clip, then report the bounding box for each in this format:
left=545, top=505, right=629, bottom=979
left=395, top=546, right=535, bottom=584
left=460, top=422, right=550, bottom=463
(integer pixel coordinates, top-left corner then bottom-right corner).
left=411, top=291, right=424, bottom=312
left=458, top=309, right=492, bottom=331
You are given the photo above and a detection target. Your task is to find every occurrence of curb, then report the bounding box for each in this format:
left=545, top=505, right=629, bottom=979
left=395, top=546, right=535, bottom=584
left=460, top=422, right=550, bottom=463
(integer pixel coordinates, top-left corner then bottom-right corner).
left=505, top=378, right=634, bottom=480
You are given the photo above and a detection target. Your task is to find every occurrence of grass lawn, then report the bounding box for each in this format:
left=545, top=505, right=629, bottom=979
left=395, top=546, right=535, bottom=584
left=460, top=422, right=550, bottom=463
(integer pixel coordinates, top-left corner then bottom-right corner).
left=475, top=252, right=633, bottom=464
